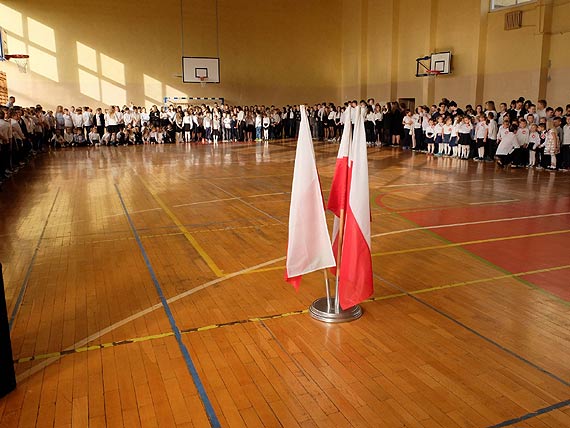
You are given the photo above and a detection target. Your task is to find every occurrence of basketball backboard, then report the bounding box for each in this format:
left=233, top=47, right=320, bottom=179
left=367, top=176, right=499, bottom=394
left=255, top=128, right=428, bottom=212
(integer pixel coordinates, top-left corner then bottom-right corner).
left=182, top=57, right=220, bottom=84
left=416, top=51, right=452, bottom=77
left=0, top=27, right=8, bottom=61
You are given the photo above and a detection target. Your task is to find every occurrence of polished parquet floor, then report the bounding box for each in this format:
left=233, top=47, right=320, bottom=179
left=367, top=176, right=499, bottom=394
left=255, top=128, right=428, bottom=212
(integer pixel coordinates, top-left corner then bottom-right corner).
left=0, top=140, right=569, bottom=428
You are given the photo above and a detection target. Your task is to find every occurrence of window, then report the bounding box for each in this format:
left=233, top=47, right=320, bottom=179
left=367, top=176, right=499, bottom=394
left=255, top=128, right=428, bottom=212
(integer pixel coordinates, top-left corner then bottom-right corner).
left=491, top=0, right=533, bottom=11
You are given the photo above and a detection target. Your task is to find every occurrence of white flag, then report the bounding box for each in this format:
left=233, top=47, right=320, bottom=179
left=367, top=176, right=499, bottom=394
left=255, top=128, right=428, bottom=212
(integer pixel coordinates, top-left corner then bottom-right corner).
left=285, top=105, right=336, bottom=289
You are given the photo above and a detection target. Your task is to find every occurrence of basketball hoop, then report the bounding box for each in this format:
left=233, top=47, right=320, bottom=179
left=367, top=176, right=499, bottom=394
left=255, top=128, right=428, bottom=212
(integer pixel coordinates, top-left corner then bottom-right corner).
left=199, top=76, right=207, bottom=88
left=427, top=70, right=441, bottom=77
left=5, top=54, right=29, bottom=73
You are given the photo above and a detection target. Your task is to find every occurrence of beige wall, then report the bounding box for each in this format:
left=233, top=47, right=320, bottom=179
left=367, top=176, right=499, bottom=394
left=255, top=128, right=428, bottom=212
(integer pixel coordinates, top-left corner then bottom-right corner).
left=0, top=0, right=342, bottom=109
left=348, top=0, right=570, bottom=108
left=1, top=0, right=569, bottom=110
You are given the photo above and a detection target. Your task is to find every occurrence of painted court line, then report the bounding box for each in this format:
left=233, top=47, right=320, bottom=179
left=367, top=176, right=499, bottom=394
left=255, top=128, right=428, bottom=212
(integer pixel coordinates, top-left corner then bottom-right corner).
left=208, top=181, right=284, bottom=224
left=16, top=255, right=287, bottom=382
left=14, top=263, right=570, bottom=365
left=137, top=174, right=225, bottom=277
left=371, top=211, right=570, bottom=238
left=374, top=272, right=570, bottom=387
left=172, top=191, right=289, bottom=208
left=245, top=229, right=570, bottom=275
left=488, top=399, right=570, bottom=427
left=115, top=183, right=220, bottom=428
left=469, top=199, right=519, bottom=205
left=9, top=188, right=60, bottom=331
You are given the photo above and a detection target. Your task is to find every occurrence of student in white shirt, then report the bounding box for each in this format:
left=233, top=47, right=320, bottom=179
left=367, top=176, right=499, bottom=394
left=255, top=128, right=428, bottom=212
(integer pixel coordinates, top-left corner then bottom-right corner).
left=255, top=112, right=262, bottom=141
left=528, top=124, right=540, bottom=167
left=88, top=127, right=101, bottom=146
left=496, top=123, right=518, bottom=167
left=71, top=108, right=84, bottom=130
left=425, top=118, right=436, bottom=155
left=486, top=112, right=498, bottom=160
left=212, top=112, right=221, bottom=146
left=513, top=118, right=529, bottom=168
left=82, top=108, right=93, bottom=137
left=442, top=117, right=453, bottom=156
left=458, top=116, right=473, bottom=159
left=105, top=107, right=118, bottom=134
left=183, top=110, right=193, bottom=143
left=262, top=113, right=270, bottom=141
left=474, top=115, right=488, bottom=161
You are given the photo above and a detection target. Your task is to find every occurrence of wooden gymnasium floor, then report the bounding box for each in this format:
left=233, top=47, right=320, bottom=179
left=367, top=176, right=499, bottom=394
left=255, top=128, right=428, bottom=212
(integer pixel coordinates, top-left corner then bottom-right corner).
left=0, top=140, right=570, bottom=428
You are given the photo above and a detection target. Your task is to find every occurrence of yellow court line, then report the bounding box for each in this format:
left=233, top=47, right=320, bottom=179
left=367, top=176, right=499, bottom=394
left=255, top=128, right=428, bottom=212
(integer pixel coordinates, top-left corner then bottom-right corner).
left=370, top=228, right=570, bottom=257
left=137, top=176, right=225, bottom=277
left=245, top=229, right=570, bottom=274
left=14, top=263, right=570, bottom=365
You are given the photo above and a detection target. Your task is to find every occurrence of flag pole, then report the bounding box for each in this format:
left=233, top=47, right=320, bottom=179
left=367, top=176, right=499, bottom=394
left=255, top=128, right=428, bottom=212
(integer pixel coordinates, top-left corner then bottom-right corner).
left=334, top=208, right=346, bottom=313
left=323, top=270, right=331, bottom=312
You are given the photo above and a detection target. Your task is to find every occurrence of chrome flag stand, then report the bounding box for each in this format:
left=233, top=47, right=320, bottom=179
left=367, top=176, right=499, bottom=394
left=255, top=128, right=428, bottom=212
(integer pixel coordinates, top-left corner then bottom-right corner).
left=309, top=209, right=362, bottom=323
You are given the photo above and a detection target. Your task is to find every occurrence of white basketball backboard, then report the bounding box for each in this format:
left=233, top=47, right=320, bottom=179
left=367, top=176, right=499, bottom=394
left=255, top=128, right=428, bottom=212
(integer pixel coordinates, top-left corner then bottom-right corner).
left=182, top=57, right=220, bottom=84
left=430, top=52, right=451, bottom=75
left=0, top=27, right=8, bottom=61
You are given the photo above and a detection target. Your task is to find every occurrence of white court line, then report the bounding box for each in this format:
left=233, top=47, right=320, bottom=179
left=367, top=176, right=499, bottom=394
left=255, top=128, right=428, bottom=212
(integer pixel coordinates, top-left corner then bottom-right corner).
left=172, top=191, right=289, bottom=208
left=16, top=255, right=286, bottom=382
left=371, top=211, right=570, bottom=238
left=100, top=207, right=163, bottom=219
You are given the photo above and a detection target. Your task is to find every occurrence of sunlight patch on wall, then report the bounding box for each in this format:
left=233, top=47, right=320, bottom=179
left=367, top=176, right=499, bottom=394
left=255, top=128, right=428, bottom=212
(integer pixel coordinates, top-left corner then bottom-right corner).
left=145, top=99, right=160, bottom=109
left=165, top=84, right=186, bottom=98
left=143, top=74, right=163, bottom=103
left=101, top=80, right=126, bottom=106
left=100, top=53, right=125, bottom=86
left=0, top=4, right=24, bottom=37
left=78, top=69, right=101, bottom=101
left=5, top=36, right=27, bottom=55
left=27, top=17, right=56, bottom=52
left=28, top=46, right=59, bottom=82
left=76, top=42, right=97, bottom=72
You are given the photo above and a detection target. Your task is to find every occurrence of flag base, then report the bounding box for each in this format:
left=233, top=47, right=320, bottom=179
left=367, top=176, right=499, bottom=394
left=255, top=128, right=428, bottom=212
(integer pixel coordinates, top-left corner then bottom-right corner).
left=309, top=297, right=362, bottom=323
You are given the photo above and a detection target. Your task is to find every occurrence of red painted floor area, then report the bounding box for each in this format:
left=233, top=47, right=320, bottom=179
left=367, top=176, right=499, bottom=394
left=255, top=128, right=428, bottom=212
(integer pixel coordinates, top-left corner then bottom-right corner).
left=400, top=198, right=570, bottom=301
left=522, top=270, right=570, bottom=301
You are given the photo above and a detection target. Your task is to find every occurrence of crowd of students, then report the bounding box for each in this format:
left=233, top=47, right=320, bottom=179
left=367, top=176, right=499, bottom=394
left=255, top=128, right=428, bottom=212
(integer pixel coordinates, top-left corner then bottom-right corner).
left=1, top=95, right=569, bottom=185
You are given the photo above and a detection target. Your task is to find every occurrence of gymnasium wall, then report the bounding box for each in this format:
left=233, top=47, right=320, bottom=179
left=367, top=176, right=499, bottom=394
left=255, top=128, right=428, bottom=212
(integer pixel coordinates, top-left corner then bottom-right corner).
left=0, top=0, right=342, bottom=109
left=1, top=0, right=569, bottom=110
left=348, top=0, right=570, bottom=108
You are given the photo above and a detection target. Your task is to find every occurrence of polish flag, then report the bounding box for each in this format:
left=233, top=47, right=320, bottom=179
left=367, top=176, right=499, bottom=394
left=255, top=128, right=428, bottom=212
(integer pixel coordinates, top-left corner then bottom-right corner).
left=327, top=109, right=352, bottom=272
left=338, top=106, right=373, bottom=309
left=285, top=105, right=336, bottom=289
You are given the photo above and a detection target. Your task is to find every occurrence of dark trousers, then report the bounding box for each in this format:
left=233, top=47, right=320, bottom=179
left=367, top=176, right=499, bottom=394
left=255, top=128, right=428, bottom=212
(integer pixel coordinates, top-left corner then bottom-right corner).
left=561, top=145, right=570, bottom=169
left=238, top=122, right=245, bottom=141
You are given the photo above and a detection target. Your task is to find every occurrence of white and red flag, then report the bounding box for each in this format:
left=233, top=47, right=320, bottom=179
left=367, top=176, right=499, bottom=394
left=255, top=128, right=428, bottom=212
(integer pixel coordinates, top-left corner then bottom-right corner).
left=327, top=108, right=352, bottom=273
left=333, top=107, right=374, bottom=309
left=285, top=105, right=336, bottom=289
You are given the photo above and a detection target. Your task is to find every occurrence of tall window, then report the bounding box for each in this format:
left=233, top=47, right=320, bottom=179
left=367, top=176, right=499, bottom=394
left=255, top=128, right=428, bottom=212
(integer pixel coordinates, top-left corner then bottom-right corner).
left=491, top=0, right=534, bottom=11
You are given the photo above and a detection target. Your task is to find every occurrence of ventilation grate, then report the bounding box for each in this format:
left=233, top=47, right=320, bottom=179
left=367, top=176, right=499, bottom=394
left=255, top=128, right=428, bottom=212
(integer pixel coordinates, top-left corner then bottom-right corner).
left=505, top=10, right=523, bottom=30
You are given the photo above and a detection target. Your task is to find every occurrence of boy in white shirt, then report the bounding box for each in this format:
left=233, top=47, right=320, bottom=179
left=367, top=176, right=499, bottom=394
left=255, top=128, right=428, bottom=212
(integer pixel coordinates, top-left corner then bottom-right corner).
left=486, top=113, right=498, bottom=161
left=514, top=118, right=529, bottom=167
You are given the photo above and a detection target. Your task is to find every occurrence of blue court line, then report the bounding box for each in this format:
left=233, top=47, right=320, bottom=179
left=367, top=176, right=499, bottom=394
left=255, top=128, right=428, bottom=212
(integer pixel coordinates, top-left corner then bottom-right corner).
left=115, top=184, right=220, bottom=428
left=488, top=399, right=570, bottom=427
left=374, top=274, right=570, bottom=388
left=373, top=274, right=570, bottom=426
left=9, top=188, right=60, bottom=331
